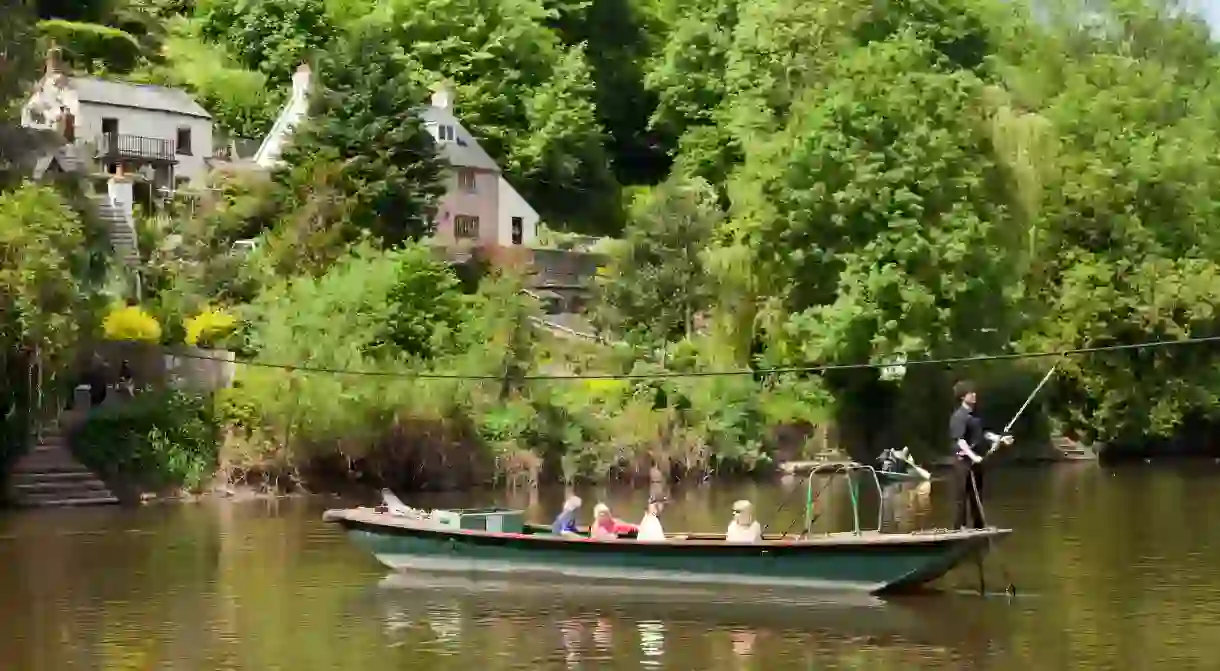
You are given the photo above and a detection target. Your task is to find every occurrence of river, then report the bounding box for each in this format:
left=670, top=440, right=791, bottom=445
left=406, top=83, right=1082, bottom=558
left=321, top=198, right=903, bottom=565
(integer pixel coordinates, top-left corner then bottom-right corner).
left=2, top=463, right=1218, bottom=670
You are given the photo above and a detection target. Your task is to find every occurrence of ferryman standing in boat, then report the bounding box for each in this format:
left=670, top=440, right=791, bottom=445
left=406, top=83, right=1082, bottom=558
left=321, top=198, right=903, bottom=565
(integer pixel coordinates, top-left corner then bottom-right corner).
left=948, top=380, right=1014, bottom=529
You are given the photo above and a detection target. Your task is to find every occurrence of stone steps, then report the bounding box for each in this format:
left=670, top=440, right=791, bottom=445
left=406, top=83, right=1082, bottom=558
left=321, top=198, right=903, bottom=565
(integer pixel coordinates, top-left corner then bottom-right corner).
left=6, top=422, right=119, bottom=507
left=90, top=195, right=140, bottom=266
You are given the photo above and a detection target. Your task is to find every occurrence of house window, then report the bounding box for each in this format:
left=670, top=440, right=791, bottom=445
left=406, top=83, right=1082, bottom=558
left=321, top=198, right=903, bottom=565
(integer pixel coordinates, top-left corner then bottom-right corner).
left=101, top=117, right=118, bottom=136
left=176, top=127, right=192, bottom=155
left=457, top=169, right=476, bottom=192
left=511, top=217, right=524, bottom=245
left=438, top=124, right=455, bottom=142
left=454, top=215, right=479, bottom=239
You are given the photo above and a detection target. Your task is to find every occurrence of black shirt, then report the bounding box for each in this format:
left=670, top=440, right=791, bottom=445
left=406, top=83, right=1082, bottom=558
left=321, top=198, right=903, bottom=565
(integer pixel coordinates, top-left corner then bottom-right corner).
left=948, top=404, right=985, bottom=460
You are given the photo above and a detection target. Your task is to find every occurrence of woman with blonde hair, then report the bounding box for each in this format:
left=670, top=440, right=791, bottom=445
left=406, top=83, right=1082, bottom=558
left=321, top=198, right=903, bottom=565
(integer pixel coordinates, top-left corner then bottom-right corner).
left=726, top=500, right=762, bottom=543
left=590, top=503, right=618, bottom=540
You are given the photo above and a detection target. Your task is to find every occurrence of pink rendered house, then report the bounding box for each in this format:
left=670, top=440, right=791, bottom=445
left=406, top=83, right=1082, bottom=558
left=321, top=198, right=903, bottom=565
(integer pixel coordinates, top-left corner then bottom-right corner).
left=256, top=66, right=539, bottom=247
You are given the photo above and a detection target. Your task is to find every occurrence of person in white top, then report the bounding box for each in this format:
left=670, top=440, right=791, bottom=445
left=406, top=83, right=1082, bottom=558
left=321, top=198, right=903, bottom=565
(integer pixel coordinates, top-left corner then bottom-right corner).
left=725, top=500, right=762, bottom=543
left=636, top=495, right=667, bottom=541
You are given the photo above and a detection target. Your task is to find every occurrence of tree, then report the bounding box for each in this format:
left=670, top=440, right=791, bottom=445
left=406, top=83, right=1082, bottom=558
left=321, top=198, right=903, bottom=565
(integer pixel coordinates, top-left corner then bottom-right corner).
left=510, top=46, right=622, bottom=233
left=37, top=19, right=144, bottom=74
left=380, top=245, right=467, bottom=361
left=548, top=0, right=673, bottom=184
left=731, top=35, right=1024, bottom=452
left=196, top=0, right=335, bottom=85
left=0, top=183, right=107, bottom=470
left=593, top=175, right=720, bottom=345
left=276, top=30, right=446, bottom=248
left=1, top=0, right=39, bottom=118
left=1018, top=40, right=1220, bottom=445
left=379, top=0, right=622, bottom=233
left=644, top=0, right=738, bottom=188
left=156, top=32, right=280, bottom=139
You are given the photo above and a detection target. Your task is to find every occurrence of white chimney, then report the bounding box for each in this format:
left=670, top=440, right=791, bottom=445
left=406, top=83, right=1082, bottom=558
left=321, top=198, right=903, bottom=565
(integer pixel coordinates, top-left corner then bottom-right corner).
left=431, top=83, right=453, bottom=110
left=292, top=63, right=311, bottom=98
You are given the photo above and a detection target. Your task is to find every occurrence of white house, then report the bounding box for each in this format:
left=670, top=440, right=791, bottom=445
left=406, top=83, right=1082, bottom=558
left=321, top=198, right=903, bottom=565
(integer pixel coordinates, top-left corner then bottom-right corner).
left=20, top=46, right=213, bottom=192
left=256, top=65, right=540, bottom=246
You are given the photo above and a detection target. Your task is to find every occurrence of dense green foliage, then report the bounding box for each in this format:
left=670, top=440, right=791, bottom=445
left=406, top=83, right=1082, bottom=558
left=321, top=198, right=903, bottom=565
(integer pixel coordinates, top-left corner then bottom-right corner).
left=72, top=389, right=221, bottom=490
left=1, top=1, right=40, bottom=119
left=6, top=0, right=1220, bottom=494
left=37, top=19, right=144, bottom=73
left=0, top=182, right=109, bottom=476
left=276, top=30, right=447, bottom=248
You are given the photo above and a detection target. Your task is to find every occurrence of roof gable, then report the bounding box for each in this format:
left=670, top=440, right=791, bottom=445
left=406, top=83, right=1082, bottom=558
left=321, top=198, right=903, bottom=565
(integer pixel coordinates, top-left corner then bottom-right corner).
left=419, top=106, right=500, bottom=172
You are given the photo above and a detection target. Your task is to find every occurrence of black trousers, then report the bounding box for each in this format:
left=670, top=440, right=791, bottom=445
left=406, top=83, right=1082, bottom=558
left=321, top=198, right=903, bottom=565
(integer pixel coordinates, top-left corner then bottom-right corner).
left=953, top=458, right=986, bottom=529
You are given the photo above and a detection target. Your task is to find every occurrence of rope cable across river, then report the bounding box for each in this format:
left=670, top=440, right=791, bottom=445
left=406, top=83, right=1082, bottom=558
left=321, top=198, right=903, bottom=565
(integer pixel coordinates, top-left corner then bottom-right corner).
left=152, top=333, right=1220, bottom=381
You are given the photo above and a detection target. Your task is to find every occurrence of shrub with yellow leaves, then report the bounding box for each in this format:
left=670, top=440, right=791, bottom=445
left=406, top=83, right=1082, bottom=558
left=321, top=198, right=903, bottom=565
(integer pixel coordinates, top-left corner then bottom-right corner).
left=184, top=308, right=238, bottom=349
left=102, top=305, right=162, bottom=343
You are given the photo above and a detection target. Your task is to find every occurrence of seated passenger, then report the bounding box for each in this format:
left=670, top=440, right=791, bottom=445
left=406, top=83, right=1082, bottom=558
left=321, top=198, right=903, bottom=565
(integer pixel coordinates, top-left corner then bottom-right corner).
left=636, top=495, right=668, bottom=542
left=590, top=503, right=618, bottom=540
left=725, top=500, right=762, bottom=543
left=551, top=496, right=583, bottom=537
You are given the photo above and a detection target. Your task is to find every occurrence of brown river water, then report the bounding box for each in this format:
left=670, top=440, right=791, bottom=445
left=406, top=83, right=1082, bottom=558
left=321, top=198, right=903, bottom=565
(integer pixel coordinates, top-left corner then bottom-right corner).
left=2, top=462, right=1219, bottom=670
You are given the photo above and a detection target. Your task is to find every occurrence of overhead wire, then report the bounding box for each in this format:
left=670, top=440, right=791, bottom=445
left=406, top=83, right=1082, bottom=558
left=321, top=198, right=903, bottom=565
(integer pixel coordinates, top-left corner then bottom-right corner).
left=154, top=333, right=1220, bottom=381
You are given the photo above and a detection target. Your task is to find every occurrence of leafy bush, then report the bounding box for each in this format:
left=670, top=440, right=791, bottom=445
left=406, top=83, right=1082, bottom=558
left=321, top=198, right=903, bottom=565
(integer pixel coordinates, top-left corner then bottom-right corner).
left=37, top=20, right=143, bottom=73
left=103, top=305, right=162, bottom=342
left=380, top=246, right=467, bottom=360
left=184, top=307, right=238, bottom=348
left=72, top=389, right=220, bottom=491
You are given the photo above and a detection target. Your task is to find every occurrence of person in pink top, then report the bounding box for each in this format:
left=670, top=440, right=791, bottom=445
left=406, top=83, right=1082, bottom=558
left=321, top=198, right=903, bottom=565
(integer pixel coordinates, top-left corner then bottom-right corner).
left=590, top=503, right=618, bottom=540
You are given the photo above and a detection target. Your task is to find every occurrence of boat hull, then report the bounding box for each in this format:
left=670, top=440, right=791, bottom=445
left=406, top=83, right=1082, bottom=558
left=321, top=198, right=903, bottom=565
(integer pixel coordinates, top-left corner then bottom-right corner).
left=324, top=509, right=1010, bottom=594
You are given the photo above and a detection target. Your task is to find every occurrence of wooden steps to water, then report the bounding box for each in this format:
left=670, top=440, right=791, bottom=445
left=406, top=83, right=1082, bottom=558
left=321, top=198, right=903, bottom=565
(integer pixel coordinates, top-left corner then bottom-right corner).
left=6, top=420, right=118, bottom=508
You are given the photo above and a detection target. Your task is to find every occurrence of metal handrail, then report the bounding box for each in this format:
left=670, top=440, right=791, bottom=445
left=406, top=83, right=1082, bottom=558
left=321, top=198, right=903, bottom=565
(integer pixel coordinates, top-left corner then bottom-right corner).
left=96, top=133, right=176, bottom=161
left=802, top=461, right=884, bottom=536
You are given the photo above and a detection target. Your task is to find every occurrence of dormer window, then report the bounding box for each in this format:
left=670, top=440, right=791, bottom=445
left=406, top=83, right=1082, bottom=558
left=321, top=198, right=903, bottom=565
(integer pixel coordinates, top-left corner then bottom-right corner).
left=437, top=124, right=455, bottom=143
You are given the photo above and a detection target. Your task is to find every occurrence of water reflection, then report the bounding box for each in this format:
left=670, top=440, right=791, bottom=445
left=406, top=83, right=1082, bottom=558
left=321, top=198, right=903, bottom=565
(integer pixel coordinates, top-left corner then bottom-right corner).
left=5, top=466, right=1220, bottom=668
left=730, top=628, right=757, bottom=658
left=593, top=617, right=613, bottom=651
left=560, top=617, right=584, bottom=668
left=637, top=620, right=665, bottom=667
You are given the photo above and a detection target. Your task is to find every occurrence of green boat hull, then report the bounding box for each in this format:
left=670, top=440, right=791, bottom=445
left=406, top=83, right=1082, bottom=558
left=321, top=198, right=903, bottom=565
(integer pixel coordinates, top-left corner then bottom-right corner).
left=324, top=509, right=1010, bottom=594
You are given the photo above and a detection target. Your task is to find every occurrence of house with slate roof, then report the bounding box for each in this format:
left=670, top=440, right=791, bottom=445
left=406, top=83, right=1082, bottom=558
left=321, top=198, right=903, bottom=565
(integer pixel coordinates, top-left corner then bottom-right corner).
left=20, top=45, right=214, bottom=193
left=255, top=64, right=540, bottom=247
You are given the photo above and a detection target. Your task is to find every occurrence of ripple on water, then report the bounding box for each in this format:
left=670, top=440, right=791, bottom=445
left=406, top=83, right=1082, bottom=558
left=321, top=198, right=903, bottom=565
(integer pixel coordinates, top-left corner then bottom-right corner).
left=4, top=469, right=1220, bottom=669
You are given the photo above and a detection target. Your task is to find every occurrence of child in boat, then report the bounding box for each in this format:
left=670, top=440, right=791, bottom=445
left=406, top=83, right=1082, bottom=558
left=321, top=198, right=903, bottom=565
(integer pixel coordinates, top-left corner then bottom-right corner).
left=636, top=495, right=667, bottom=541
left=551, top=496, right=583, bottom=537
left=590, top=503, right=618, bottom=540
left=726, top=500, right=762, bottom=543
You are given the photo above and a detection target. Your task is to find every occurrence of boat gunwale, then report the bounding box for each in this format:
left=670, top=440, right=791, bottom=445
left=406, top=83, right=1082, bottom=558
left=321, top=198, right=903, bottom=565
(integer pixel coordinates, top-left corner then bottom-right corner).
left=323, top=508, right=1011, bottom=551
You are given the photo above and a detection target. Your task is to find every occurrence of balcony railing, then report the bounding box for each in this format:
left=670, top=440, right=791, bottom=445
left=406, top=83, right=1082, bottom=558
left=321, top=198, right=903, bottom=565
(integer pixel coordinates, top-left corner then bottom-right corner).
left=95, top=133, right=176, bottom=162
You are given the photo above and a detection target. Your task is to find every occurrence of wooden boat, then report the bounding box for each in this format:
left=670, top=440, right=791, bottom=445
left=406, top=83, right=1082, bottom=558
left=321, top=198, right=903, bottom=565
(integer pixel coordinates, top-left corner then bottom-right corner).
left=325, top=465, right=1010, bottom=594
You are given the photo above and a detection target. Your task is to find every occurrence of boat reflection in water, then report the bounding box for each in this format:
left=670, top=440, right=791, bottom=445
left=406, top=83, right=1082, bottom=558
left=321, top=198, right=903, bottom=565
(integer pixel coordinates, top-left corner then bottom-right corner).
left=637, top=620, right=665, bottom=668
left=370, top=569, right=997, bottom=667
